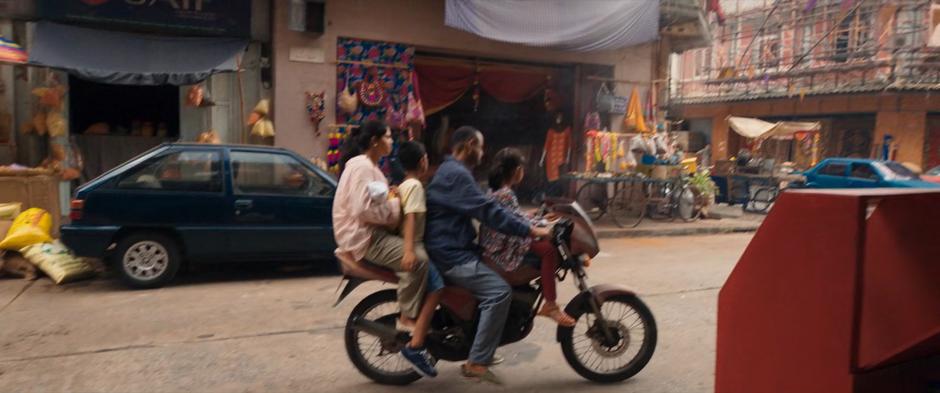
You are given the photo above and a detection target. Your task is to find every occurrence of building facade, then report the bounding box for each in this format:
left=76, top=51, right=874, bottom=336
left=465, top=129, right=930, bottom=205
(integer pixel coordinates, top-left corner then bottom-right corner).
left=671, top=0, right=940, bottom=170
left=271, top=0, right=708, bottom=179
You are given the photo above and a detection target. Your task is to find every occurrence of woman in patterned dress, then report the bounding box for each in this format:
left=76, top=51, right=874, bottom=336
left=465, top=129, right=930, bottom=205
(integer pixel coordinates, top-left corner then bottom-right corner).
left=479, top=148, right=575, bottom=327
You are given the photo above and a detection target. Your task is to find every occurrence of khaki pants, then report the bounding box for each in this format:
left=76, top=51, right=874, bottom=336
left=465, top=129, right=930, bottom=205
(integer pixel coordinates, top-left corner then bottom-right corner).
left=364, top=229, right=430, bottom=319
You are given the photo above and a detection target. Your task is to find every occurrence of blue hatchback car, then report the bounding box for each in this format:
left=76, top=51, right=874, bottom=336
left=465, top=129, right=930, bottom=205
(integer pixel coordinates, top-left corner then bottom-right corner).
left=802, top=158, right=940, bottom=189
left=62, top=143, right=337, bottom=288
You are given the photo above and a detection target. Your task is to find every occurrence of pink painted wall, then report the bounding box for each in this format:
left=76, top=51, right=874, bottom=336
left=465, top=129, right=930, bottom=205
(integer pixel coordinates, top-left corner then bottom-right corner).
left=272, top=0, right=655, bottom=159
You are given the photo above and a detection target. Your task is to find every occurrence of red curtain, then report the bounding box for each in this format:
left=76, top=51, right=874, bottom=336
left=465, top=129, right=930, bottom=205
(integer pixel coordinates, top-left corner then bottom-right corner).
left=415, top=64, right=475, bottom=115
left=415, top=62, right=556, bottom=115
left=480, top=69, right=551, bottom=103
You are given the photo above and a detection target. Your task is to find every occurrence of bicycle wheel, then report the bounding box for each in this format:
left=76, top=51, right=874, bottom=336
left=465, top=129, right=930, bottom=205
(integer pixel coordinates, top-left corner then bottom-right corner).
left=749, top=187, right=778, bottom=213
left=675, top=186, right=699, bottom=222
left=609, top=181, right=648, bottom=228
left=577, top=182, right=609, bottom=220
left=646, top=181, right=675, bottom=221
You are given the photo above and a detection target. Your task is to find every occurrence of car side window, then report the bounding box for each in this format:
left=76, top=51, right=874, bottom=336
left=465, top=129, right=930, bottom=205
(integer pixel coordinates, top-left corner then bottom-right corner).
left=819, top=163, right=847, bottom=177
left=849, top=163, right=879, bottom=180
left=231, top=151, right=334, bottom=197
left=117, top=151, right=222, bottom=192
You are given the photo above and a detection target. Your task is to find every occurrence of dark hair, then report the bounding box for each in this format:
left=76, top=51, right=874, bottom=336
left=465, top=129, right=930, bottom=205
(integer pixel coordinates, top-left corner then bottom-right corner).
left=488, top=147, right=526, bottom=190
left=450, top=126, right=481, bottom=153
left=398, top=141, right=427, bottom=171
left=340, top=120, right=388, bottom=171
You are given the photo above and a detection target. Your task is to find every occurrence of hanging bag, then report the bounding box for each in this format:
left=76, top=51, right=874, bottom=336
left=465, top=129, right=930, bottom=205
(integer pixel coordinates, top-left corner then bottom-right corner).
left=338, top=69, right=358, bottom=114
left=595, top=83, right=615, bottom=113
left=404, top=72, right=425, bottom=126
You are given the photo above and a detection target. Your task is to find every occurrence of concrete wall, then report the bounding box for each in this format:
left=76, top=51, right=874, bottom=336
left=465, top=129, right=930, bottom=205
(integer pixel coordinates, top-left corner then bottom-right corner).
left=272, top=0, right=655, bottom=159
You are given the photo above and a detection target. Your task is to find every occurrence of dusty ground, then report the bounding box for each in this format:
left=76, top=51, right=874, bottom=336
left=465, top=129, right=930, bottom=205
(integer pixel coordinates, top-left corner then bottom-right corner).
left=0, top=234, right=751, bottom=393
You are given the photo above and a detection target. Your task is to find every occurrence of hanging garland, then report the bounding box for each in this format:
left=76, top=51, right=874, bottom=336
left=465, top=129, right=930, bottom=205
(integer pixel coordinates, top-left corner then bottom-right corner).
left=327, top=125, right=353, bottom=174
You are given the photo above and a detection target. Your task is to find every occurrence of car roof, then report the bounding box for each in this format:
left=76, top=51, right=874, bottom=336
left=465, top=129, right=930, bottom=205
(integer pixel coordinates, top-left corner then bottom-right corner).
left=162, top=142, right=293, bottom=153
left=820, top=157, right=885, bottom=165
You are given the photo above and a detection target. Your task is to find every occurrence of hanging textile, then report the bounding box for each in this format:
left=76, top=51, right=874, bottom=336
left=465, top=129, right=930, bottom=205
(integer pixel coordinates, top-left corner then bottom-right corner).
left=0, top=36, right=27, bottom=65
left=543, top=127, right=571, bottom=182
left=623, top=88, right=648, bottom=133
left=415, top=62, right=556, bottom=115
left=335, top=38, right=415, bottom=125
left=444, top=0, right=659, bottom=52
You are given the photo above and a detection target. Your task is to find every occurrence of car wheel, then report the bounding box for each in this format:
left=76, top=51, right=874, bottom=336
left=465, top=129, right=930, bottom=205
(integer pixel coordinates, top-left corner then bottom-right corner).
left=112, top=232, right=181, bottom=289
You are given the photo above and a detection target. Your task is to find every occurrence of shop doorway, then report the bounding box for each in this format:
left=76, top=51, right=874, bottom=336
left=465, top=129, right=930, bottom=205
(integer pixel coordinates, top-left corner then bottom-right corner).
left=68, top=76, right=180, bottom=179
left=416, top=55, right=575, bottom=203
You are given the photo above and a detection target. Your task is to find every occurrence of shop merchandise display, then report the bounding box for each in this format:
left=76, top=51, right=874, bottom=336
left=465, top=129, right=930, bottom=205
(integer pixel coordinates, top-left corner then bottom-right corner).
left=21, top=240, right=95, bottom=284
left=541, top=117, right=571, bottom=182
left=622, top=87, right=647, bottom=133
left=338, top=71, right=359, bottom=114
left=0, top=36, right=27, bottom=64
left=306, top=91, right=326, bottom=135
left=0, top=208, right=53, bottom=251
left=326, top=124, right=354, bottom=174
left=0, top=251, right=39, bottom=280
left=357, top=70, right=387, bottom=107
left=583, top=111, right=601, bottom=131
left=248, top=99, right=275, bottom=137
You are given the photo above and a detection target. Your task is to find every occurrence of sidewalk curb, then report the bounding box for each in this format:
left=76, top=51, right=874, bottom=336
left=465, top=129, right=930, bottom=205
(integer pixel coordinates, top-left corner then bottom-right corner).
left=596, top=223, right=761, bottom=239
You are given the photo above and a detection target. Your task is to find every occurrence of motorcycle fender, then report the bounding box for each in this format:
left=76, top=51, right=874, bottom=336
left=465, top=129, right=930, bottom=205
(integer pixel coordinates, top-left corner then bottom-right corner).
left=332, top=277, right=367, bottom=307
left=556, top=284, right=637, bottom=342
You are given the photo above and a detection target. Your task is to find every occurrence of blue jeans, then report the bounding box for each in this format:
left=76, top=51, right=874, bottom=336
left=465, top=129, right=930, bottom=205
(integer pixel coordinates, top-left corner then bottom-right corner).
left=427, top=262, right=444, bottom=293
left=441, top=259, right=511, bottom=364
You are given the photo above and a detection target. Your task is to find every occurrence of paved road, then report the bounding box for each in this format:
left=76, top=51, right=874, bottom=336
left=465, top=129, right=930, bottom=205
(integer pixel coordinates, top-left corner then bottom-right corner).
left=0, top=234, right=751, bottom=393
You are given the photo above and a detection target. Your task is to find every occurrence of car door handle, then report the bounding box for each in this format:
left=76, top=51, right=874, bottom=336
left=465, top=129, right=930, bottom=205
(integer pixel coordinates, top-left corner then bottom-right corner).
left=234, top=199, right=253, bottom=211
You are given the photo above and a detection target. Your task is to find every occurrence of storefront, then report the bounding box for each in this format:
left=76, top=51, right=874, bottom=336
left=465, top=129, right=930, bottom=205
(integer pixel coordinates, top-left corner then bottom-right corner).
left=271, top=0, right=700, bottom=201
left=0, top=0, right=270, bottom=181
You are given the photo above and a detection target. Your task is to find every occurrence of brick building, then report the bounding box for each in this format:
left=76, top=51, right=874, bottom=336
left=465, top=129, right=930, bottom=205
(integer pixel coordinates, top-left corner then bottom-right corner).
left=670, top=0, right=940, bottom=170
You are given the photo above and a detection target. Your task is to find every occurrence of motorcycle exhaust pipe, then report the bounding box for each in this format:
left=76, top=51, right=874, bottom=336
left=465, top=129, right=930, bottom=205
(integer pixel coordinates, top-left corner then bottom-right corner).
left=350, top=316, right=407, bottom=342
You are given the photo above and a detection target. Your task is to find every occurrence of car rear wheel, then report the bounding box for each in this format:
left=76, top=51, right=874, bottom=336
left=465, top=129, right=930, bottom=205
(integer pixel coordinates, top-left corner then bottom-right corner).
left=112, top=232, right=181, bottom=289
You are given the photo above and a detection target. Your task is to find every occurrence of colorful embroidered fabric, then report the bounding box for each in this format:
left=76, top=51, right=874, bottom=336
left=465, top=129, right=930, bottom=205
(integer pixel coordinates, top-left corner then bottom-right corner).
left=336, top=38, right=415, bottom=126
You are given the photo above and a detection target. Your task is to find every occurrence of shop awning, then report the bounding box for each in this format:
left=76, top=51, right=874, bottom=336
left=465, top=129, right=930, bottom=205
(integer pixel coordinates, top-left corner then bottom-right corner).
left=727, top=116, right=821, bottom=140
left=29, top=22, right=247, bottom=86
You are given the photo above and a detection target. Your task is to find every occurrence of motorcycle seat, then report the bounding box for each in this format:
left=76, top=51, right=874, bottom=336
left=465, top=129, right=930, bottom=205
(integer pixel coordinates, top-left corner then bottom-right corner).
left=482, top=254, right=542, bottom=287
left=335, top=251, right=399, bottom=283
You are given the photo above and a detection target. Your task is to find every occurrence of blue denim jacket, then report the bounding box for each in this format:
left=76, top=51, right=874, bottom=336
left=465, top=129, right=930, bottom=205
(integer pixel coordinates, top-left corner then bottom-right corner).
left=425, top=156, right=531, bottom=270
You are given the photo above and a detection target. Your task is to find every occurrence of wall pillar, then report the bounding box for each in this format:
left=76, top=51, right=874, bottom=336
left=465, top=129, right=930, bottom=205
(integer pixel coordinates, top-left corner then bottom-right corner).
left=875, top=111, right=927, bottom=167
left=711, top=108, right=731, bottom=161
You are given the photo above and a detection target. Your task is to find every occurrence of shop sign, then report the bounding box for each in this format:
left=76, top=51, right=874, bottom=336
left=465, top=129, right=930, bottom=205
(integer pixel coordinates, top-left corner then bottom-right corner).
left=38, top=0, right=251, bottom=38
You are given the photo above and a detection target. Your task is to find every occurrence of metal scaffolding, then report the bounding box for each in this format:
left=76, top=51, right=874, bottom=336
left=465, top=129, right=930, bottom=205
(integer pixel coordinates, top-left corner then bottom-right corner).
left=673, top=0, right=940, bottom=103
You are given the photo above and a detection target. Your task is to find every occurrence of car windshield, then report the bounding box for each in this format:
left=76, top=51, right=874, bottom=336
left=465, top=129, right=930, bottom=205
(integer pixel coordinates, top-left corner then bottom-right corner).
left=928, top=166, right=940, bottom=176
left=874, top=161, right=919, bottom=181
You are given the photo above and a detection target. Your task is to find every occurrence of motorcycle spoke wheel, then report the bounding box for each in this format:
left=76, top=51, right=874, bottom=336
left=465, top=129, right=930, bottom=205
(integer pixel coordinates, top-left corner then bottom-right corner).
left=560, top=295, right=657, bottom=383
left=345, top=290, right=422, bottom=385
left=355, top=304, right=412, bottom=375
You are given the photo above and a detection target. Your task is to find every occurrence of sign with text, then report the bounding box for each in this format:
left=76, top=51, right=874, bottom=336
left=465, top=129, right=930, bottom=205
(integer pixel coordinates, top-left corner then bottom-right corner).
left=39, top=0, right=251, bottom=37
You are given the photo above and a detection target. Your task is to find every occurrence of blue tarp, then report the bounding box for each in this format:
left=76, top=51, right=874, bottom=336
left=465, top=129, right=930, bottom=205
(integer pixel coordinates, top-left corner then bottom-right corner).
left=29, top=22, right=247, bottom=86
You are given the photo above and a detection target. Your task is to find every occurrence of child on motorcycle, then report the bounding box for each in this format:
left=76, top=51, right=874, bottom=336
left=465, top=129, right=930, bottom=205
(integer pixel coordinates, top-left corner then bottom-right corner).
left=332, top=121, right=436, bottom=376
left=479, top=148, right=576, bottom=327
left=395, top=141, right=444, bottom=377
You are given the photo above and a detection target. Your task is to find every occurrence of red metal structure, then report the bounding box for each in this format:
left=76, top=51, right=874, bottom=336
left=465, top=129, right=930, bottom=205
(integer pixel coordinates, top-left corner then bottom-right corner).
left=717, top=189, right=940, bottom=393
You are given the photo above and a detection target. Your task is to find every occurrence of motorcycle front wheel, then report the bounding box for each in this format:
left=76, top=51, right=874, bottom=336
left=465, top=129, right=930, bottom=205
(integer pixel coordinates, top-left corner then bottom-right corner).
left=559, top=294, right=657, bottom=383
left=344, top=289, right=422, bottom=385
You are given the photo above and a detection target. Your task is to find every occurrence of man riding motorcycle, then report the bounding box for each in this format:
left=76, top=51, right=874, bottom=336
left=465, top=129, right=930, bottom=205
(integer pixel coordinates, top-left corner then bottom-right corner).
left=425, top=126, right=552, bottom=381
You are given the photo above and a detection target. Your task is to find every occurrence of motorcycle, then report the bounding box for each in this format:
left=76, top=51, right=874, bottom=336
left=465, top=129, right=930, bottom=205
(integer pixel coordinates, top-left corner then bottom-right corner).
left=333, top=199, right=657, bottom=385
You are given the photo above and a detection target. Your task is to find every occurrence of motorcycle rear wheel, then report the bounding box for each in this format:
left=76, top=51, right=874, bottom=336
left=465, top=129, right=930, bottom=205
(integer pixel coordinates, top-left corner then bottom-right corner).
left=559, top=294, right=657, bottom=383
left=344, top=289, right=423, bottom=385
